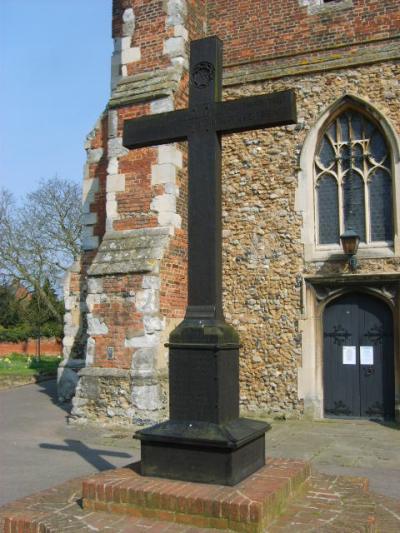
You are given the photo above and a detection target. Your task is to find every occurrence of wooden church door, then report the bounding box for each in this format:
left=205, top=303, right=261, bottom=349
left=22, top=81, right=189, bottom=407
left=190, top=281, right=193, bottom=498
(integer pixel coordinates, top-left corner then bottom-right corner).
left=323, top=292, right=395, bottom=419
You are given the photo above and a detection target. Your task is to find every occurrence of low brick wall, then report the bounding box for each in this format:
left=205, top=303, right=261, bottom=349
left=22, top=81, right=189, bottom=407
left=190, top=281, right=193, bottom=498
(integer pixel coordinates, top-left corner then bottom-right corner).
left=0, top=338, right=62, bottom=356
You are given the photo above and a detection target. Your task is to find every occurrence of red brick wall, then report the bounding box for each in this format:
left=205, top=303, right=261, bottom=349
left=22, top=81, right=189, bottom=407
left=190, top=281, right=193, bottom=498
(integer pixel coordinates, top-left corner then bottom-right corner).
left=115, top=104, right=159, bottom=231
left=207, top=0, right=400, bottom=66
left=0, top=338, right=62, bottom=357
left=113, top=0, right=172, bottom=73
left=92, top=274, right=143, bottom=369
left=88, top=116, right=108, bottom=240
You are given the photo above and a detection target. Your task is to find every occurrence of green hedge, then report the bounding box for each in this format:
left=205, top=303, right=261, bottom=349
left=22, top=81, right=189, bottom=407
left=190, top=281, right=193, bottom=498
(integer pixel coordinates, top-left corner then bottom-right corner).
left=0, top=323, right=63, bottom=342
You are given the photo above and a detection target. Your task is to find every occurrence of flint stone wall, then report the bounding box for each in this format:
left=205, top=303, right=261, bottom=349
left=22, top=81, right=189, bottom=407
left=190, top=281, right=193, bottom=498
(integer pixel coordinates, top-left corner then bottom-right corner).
left=222, top=60, right=400, bottom=416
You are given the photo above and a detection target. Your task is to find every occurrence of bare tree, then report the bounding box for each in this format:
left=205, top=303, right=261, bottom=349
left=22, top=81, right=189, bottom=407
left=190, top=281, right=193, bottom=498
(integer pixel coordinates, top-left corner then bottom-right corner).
left=0, top=178, right=82, bottom=320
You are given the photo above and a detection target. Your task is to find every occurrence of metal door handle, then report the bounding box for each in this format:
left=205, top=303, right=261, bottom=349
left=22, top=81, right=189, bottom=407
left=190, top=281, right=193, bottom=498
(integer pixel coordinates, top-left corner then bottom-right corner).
left=364, top=366, right=374, bottom=376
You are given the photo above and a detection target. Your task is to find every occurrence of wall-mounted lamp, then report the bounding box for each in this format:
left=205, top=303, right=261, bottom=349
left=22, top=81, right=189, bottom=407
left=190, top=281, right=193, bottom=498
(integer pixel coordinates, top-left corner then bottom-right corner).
left=340, top=229, right=360, bottom=271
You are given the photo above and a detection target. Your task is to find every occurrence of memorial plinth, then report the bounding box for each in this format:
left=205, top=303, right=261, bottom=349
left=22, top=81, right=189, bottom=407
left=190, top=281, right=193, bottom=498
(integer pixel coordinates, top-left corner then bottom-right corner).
left=137, top=319, right=269, bottom=485
left=82, top=458, right=311, bottom=532
left=123, top=36, right=297, bottom=485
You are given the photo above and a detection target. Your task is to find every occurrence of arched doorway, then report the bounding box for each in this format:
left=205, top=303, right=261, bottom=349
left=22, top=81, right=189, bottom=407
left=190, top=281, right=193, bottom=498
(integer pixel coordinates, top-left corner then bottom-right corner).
left=323, top=292, right=395, bottom=419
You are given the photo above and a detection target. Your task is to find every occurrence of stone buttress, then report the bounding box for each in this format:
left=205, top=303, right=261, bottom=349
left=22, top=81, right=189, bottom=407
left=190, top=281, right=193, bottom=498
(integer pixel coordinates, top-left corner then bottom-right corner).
left=58, top=0, right=206, bottom=425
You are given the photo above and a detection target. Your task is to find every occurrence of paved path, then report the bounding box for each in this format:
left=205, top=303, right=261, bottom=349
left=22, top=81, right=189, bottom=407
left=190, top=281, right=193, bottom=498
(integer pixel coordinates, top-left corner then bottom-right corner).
left=1, top=380, right=399, bottom=509
left=267, top=417, right=400, bottom=499
left=0, top=380, right=138, bottom=507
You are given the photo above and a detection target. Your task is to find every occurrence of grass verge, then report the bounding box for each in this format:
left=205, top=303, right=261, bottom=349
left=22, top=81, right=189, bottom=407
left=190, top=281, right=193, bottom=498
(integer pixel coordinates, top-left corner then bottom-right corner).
left=0, top=353, right=61, bottom=386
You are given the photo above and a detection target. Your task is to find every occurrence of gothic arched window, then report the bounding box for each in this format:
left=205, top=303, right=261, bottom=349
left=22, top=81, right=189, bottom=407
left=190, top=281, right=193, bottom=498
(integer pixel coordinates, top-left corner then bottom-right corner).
left=315, top=110, right=393, bottom=246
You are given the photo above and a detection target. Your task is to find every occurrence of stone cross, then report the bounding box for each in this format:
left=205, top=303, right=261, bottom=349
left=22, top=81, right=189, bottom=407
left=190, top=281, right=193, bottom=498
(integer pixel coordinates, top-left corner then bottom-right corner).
left=123, top=36, right=297, bottom=486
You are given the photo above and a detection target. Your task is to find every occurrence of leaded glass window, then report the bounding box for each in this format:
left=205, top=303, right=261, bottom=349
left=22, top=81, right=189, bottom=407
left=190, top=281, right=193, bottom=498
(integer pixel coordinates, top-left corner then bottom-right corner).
left=315, top=110, right=393, bottom=246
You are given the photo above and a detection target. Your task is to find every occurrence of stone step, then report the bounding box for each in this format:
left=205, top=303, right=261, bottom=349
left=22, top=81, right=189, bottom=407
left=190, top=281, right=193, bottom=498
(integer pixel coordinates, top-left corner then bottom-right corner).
left=81, top=458, right=310, bottom=532
left=2, top=465, right=399, bottom=532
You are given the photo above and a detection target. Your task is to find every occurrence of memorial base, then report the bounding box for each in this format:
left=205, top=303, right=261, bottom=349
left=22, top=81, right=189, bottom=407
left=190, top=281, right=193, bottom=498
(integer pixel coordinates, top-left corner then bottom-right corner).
left=137, top=418, right=270, bottom=485
left=81, top=458, right=311, bottom=532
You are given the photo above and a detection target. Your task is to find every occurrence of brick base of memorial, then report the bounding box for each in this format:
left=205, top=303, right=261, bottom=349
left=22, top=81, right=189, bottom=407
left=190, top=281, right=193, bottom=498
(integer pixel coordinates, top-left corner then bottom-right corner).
left=81, top=458, right=310, bottom=531
left=0, top=459, right=310, bottom=533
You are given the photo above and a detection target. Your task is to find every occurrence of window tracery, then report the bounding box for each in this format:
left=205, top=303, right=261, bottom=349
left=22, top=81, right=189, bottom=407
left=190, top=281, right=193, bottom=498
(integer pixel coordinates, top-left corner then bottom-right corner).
left=315, top=110, right=393, bottom=246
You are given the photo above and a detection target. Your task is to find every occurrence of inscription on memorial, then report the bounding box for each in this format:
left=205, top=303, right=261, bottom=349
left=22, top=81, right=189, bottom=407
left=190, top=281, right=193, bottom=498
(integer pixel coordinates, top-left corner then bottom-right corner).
left=170, top=350, right=217, bottom=422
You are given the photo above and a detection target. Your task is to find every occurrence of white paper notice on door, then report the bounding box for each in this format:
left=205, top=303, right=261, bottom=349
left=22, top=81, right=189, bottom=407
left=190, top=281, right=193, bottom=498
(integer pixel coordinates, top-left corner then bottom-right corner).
left=342, top=346, right=356, bottom=365
left=360, top=346, right=374, bottom=365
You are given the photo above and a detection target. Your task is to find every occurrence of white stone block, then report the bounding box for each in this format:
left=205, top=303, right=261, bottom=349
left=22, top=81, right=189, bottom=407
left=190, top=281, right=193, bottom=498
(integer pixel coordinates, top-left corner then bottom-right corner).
left=111, top=65, right=121, bottom=90
left=151, top=163, right=177, bottom=184
left=114, top=36, right=132, bottom=52
left=64, top=296, right=75, bottom=312
left=86, top=294, right=101, bottom=312
left=62, top=336, right=75, bottom=348
left=83, top=162, right=90, bottom=180
left=106, top=192, right=118, bottom=219
left=131, top=384, right=161, bottom=411
left=108, top=110, right=118, bottom=139
left=82, top=212, right=97, bottom=225
left=171, top=56, right=188, bottom=69
left=142, top=276, right=160, bottom=290
left=87, top=315, right=108, bottom=335
left=158, top=212, right=182, bottom=228
left=107, top=157, right=119, bottom=175
left=164, top=183, right=179, bottom=195
left=151, top=97, right=174, bottom=114
left=151, top=194, right=176, bottom=213
left=166, top=0, right=187, bottom=27
left=88, top=277, right=103, bottom=294
left=123, top=7, right=135, bottom=23
left=131, top=347, right=155, bottom=377
left=87, top=148, right=103, bottom=164
left=82, top=178, right=99, bottom=198
left=113, top=37, right=121, bottom=53
left=121, top=47, right=141, bottom=64
left=107, top=174, right=125, bottom=193
left=143, top=316, right=164, bottom=334
left=64, top=325, right=79, bottom=338
left=120, top=36, right=132, bottom=50
left=121, top=65, right=128, bottom=77
left=82, top=235, right=99, bottom=251
left=135, top=290, right=158, bottom=313
left=57, top=367, right=79, bottom=402
left=86, top=337, right=96, bottom=366
left=83, top=223, right=95, bottom=237
left=174, top=24, right=189, bottom=41
left=111, top=52, right=122, bottom=66
left=82, top=194, right=94, bottom=214
left=163, top=37, right=186, bottom=57
left=125, top=334, right=158, bottom=349
left=108, top=137, right=129, bottom=158
left=158, top=145, right=183, bottom=167
left=122, top=21, right=135, bottom=37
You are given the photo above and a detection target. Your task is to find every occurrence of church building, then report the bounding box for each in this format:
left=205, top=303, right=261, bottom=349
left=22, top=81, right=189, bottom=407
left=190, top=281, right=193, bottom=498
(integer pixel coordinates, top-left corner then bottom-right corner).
left=58, top=0, right=400, bottom=424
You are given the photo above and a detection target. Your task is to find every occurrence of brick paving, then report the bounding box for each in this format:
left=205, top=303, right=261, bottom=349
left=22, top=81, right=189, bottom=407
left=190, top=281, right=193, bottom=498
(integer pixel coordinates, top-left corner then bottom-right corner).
left=1, top=464, right=400, bottom=532
left=269, top=473, right=400, bottom=532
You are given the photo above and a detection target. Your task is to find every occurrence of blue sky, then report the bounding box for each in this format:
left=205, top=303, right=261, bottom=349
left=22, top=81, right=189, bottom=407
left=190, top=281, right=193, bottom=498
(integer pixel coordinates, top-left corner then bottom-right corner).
left=0, top=0, right=112, bottom=198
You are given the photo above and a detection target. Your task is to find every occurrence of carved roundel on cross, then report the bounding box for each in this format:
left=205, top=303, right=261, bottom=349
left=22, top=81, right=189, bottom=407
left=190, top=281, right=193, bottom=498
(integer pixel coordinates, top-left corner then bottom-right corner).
left=191, top=61, right=215, bottom=89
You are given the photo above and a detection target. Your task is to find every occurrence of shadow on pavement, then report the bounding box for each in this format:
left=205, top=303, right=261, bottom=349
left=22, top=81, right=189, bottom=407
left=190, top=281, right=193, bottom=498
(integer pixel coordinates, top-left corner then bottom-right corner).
left=372, top=419, right=400, bottom=430
left=36, top=379, right=72, bottom=414
left=40, top=439, right=132, bottom=471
